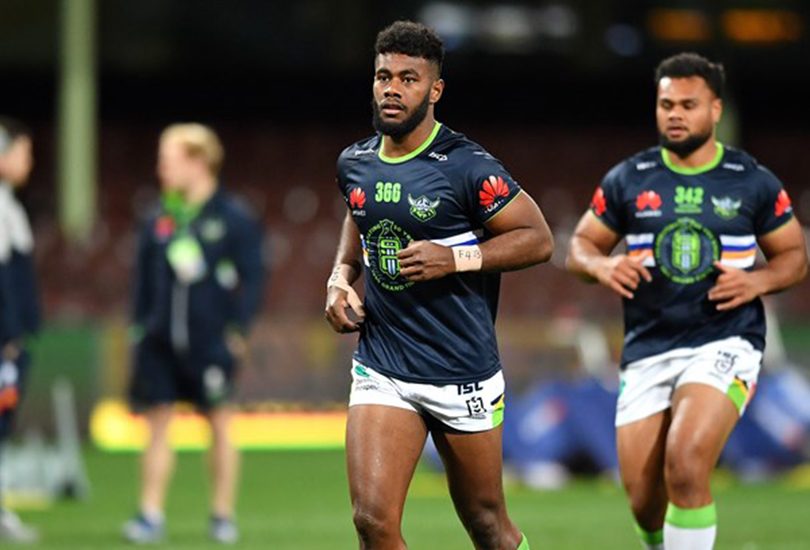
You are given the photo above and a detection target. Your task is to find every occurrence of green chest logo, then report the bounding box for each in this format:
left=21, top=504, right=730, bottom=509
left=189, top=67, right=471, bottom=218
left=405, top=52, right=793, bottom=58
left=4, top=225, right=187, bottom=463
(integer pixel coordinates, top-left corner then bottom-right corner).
left=711, top=196, right=742, bottom=220
left=654, top=218, right=719, bottom=284
left=365, top=219, right=414, bottom=292
left=407, top=193, right=440, bottom=222
left=674, top=185, right=704, bottom=214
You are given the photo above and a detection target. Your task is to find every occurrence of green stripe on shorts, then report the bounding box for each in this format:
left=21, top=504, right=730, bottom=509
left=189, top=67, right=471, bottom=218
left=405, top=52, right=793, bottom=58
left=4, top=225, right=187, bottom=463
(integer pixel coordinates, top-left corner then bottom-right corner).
left=726, top=377, right=748, bottom=412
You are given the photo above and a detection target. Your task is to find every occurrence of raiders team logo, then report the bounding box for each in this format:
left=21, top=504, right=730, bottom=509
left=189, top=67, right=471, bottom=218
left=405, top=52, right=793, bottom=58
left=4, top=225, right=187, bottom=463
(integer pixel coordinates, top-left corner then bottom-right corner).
left=407, top=194, right=440, bottom=222
left=712, top=196, right=742, bottom=220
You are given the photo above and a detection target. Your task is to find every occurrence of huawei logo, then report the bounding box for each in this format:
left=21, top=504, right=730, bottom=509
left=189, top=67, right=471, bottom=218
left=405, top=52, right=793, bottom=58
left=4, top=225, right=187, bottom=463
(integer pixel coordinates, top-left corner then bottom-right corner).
left=349, top=187, right=366, bottom=209
left=479, top=175, right=510, bottom=208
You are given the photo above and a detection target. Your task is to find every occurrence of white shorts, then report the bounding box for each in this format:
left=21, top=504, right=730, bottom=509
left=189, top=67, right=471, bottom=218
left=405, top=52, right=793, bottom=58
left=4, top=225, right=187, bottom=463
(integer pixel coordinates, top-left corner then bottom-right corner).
left=615, top=336, right=761, bottom=427
left=348, top=360, right=506, bottom=432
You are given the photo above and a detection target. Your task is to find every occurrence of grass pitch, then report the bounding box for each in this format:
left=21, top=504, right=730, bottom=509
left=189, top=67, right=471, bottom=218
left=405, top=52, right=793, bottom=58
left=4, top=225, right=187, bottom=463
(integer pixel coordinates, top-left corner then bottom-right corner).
left=19, top=449, right=810, bottom=549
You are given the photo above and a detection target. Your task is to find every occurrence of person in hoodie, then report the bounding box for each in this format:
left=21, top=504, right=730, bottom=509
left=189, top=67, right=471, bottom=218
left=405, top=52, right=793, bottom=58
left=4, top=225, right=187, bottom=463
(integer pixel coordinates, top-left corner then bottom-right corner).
left=124, top=123, right=264, bottom=545
left=0, top=116, right=39, bottom=543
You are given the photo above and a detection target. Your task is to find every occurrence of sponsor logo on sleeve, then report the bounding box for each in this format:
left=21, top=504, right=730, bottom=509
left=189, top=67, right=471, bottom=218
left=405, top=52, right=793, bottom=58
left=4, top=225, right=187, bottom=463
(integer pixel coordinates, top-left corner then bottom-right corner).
left=479, top=175, right=510, bottom=213
left=590, top=187, right=607, bottom=216
left=775, top=189, right=793, bottom=217
left=349, top=187, right=367, bottom=216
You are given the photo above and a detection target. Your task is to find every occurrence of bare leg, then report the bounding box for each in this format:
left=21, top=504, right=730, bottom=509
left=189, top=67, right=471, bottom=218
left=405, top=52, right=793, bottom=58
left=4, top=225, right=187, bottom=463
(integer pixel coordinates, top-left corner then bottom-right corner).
left=616, top=410, right=671, bottom=532
left=207, top=406, right=239, bottom=518
left=140, top=404, right=175, bottom=517
left=432, top=425, right=522, bottom=550
left=346, top=405, right=428, bottom=550
left=665, top=383, right=738, bottom=507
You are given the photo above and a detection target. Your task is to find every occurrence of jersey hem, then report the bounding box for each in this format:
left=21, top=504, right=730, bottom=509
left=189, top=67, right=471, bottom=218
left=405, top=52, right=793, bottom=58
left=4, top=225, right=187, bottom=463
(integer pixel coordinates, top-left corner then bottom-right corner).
left=352, top=353, right=502, bottom=385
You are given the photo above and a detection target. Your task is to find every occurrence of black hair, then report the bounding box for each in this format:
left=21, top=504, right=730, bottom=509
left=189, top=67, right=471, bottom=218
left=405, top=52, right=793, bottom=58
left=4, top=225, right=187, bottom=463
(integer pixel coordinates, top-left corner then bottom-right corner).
left=655, top=52, right=725, bottom=100
left=0, top=116, right=31, bottom=153
left=375, top=20, right=444, bottom=76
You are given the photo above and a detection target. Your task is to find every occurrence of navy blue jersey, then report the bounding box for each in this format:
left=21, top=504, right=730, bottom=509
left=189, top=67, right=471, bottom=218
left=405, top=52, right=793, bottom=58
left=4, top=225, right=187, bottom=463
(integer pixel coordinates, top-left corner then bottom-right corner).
left=133, top=188, right=264, bottom=351
left=336, top=122, right=523, bottom=384
left=590, top=144, right=795, bottom=366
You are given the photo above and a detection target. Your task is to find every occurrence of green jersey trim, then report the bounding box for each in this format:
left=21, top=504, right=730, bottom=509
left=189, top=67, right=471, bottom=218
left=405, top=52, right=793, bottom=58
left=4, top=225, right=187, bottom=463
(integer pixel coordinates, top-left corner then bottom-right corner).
left=378, top=122, right=442, bottom=164
left=661, top=143, right=724, bottom=175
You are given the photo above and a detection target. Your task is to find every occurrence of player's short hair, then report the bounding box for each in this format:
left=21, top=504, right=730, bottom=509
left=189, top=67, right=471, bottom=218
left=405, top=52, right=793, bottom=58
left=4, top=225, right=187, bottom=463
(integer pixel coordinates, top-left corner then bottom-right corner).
left=0, top=116, right=31, bottom=154
left=375, top=20, right=444, bottom=76
left=655, top=52, right=725, bottom=100
left=160, top=123, right=224, bottom=175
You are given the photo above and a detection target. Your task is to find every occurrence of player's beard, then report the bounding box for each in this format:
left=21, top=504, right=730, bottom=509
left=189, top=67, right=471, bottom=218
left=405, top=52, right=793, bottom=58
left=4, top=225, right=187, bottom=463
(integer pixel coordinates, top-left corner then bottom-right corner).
left=371, top=92, right=431, bottom=139
left=659, top=126, right=712, bottom=159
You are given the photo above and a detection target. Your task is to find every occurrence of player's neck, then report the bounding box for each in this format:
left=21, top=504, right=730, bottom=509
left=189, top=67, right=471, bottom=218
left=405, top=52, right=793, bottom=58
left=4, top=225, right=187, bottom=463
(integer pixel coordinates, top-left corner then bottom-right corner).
left=665, top=138, right=719, bottom=170
left=381, top=115, right=437, bottom=159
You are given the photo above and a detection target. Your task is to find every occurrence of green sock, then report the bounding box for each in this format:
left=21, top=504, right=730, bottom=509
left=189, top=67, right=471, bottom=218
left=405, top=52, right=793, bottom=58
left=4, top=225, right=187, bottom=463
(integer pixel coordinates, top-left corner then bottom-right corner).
left=516, top=533, right=530, bottom=550
left=665, top=502, right=717, bottom=528
left=634, top=523, right=663, bottom=548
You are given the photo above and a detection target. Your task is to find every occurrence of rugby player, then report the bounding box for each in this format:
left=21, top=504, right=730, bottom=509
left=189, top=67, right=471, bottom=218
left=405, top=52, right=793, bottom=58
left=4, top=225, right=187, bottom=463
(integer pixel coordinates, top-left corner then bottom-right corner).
left=566, top=53, right=807, bottom=549
left=325, top=21, right=553, bottom=550
left=124, top=124, right=264, bottom=544
left=0, top=117, right=39, bottom=543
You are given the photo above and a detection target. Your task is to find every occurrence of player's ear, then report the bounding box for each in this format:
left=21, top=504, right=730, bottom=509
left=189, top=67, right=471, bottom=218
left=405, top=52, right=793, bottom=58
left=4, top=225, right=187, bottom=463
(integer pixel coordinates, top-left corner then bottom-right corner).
left=712, top=97, right=722, bottom=125
left=430, top=78, right=444, bottom=105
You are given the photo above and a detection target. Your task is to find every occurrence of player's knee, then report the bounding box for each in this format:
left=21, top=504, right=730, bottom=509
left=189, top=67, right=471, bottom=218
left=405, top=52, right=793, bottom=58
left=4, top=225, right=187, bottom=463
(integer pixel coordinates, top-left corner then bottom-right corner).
left=351, top=503, right=397, bottom=543
left=665, top=442, right=711, bottom=498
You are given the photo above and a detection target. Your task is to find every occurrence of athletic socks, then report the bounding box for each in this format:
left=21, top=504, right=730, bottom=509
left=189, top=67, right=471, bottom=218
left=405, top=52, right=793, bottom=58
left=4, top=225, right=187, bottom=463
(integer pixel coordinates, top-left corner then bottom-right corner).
left=664, top=502, right=717, bottom=549
left=634, top=523, right=663, bottom=549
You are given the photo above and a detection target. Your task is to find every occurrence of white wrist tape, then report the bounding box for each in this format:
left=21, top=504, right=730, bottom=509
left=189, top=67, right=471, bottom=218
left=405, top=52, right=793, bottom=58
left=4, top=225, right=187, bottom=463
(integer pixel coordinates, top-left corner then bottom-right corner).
left=452, top=245, right=483, bottom=272
left=327, top=266, right=363, bottom=311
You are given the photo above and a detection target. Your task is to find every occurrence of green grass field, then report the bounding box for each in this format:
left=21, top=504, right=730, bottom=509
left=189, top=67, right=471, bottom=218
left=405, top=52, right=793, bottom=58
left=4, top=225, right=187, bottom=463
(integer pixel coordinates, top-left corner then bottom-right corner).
left=18, top=449, right=810, bottom=549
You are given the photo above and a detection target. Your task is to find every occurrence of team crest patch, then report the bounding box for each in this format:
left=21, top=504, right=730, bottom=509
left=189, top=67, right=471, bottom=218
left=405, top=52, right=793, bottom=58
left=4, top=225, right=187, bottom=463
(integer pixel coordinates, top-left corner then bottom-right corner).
left=712, top=196, right=742, bottom=220
left=200, top=218, right=226, bottom=242
left=407, top=193, right=440, bottom=222
left=654, top=218, right=719, bottom=284
left=365, top=219, right=414, bottom=292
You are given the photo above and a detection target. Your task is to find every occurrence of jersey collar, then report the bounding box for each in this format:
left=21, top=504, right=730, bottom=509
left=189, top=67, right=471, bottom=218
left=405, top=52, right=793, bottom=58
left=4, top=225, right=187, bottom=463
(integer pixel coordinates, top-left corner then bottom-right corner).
left=661, top=142, right=724, bottom=176
left=378, top=121, right=442, bottom=164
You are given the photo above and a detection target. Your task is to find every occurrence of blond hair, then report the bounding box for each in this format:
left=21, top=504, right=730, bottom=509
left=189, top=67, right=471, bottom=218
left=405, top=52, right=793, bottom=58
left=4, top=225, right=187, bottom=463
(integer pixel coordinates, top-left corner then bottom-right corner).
left=160, top=123, right=224, bottom=175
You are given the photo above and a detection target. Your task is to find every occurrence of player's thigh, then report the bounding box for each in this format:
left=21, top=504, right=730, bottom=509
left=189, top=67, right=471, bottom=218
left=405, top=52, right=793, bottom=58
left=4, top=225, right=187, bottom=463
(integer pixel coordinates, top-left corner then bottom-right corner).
left=346, top=404, right=427, bottom=517
left=431, top=425, right=507, bottom=514
left=667, top=383, right=738, bottom=470
left=616, top=410, right=670, bottom=502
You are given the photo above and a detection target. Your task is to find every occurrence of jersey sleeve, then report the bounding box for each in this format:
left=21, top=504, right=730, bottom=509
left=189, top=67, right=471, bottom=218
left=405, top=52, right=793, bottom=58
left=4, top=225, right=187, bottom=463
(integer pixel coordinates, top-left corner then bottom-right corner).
left=462, top=152, right=523, bottom=225
left=589, top=164, right=626, bottom=234
left=753, top=166, right=794, bottom=236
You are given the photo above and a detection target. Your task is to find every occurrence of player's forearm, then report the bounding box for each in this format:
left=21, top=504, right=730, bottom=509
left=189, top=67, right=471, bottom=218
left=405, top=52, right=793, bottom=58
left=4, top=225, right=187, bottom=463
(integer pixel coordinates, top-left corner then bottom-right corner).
left=750, top=247, right=808, bottom=296
left=332, top=213, right=363, bottom=284
left=565, top=235, right=607, bottom=283
left=478, top=226, right=553, bottom=272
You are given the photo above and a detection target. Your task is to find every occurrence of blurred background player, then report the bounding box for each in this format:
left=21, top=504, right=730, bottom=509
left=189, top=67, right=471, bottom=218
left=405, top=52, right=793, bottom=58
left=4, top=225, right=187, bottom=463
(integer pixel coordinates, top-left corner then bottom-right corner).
left=326, top=21, right=553, bottom=550
left=123, top=123, right=264, bottom=544
left=566, top=53, right=808, bottom=549
left=0, top=116, right=39, bottom=543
